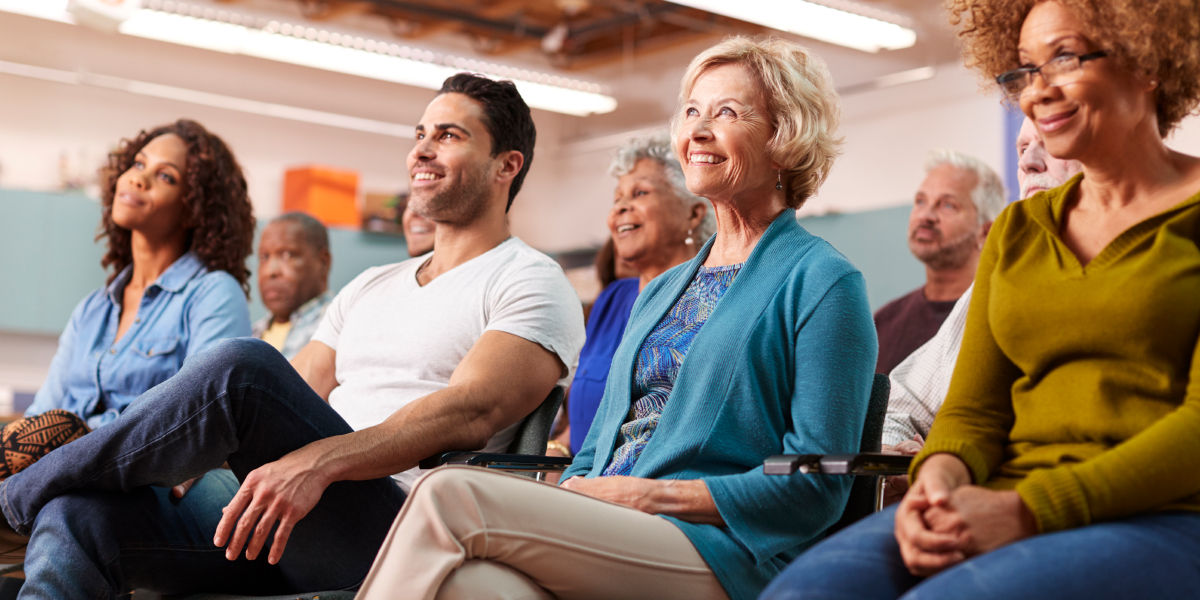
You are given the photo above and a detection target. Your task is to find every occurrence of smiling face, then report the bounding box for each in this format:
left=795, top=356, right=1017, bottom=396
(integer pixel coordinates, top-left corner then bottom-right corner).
left=908, top=164, right=984, bottom=270
left=257, top=220, right=330, bottom=322
left=674, top=63, right=777, bottom=205
left=1016, top=116, right=1083, bottom=198
left=1017, top=1, right=1155, bottom=164
left=111, top=133, right=190, bottom=239
left=405, top=92, right=498, bottom=226
left=607, top=158, right=695, bottom=272
left=402, top=203, right=435, bottom=256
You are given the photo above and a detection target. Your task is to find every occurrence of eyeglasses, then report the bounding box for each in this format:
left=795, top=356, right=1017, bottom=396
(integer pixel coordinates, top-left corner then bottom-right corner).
left=995, top=51, right=1108, bottom=101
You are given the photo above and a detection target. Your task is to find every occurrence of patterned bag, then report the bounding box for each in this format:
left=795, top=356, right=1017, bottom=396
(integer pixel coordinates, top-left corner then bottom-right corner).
left=0, top=409, right=90, bottom=479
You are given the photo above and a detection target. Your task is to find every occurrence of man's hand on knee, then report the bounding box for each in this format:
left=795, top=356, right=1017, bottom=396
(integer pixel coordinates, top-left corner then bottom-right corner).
left=213, top=443, right=333, bottom=565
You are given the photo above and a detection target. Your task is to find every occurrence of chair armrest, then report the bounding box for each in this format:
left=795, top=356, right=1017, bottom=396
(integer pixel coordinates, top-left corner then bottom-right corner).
left=764, top=453, right=912, bottom=476
left=419, top=452, right=573, bottom=472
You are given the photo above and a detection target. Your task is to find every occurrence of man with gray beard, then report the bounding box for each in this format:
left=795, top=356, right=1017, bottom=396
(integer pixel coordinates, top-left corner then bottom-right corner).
left=873, top=150, right=1005, bottom=373
left=878, top=119, right=1083, bottom=504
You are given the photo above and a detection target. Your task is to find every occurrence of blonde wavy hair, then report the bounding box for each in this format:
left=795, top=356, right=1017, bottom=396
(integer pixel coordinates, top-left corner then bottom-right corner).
left=945, top=0, right=1200, bottom=136
left=672, top=36, right=842, bottom=209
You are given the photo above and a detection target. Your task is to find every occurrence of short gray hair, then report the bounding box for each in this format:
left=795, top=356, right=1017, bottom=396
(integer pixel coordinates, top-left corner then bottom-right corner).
left=608, top=131, right=715, bottom=242
left=269, top=211, right=329, bottom=254
left=924, top=149, right=1007, bottom=223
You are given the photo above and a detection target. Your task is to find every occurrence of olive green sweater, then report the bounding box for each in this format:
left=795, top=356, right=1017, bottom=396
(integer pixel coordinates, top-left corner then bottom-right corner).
left=912, top=176, right=1200, bottom=533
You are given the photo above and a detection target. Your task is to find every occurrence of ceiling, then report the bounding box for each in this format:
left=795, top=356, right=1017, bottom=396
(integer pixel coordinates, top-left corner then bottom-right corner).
left=250, top=0, right=766, bottom=69
left=226, top=0, right=964, bottom=74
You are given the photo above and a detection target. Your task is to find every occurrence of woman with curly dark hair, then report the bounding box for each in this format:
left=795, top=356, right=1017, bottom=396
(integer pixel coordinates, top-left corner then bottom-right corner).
left=763, top=1, right=1200, bottom=599
left=3, top=119, right=254, bottom=479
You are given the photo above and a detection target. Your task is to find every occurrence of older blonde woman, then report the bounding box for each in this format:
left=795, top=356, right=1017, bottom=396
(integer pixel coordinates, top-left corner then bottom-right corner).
left=355, top=36, right=876, bottom=600
left=557, top=131, right=714, bottom=455
left=764, top=1, right=1200, bottom=598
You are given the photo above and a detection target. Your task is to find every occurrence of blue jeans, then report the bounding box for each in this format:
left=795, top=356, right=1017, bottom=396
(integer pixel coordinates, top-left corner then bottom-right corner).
left=0, top=338, right=407, bottom=599
left=761, top=505, right=1200, bottom=600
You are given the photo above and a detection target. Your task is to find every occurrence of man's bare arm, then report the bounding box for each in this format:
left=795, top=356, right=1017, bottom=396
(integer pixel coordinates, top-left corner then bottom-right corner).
left=214, top=330, right=564, bottom=564
left=290, top=341, right=337, bottom=401
left=309, top=329, right=563, bottom=481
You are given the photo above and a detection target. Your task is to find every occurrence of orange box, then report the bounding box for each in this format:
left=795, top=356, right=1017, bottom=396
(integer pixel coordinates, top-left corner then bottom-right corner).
left=283, top=166, right=361, bottom=228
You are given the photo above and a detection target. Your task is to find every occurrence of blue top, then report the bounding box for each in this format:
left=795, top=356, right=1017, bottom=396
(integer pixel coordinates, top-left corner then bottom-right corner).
left=568, top=277, right=639, bottom=453
left=28, top=251, right=251, bottom=428
left=603, top=264, right=742, bottom=476
left=561, top=212, right=877, bottom=600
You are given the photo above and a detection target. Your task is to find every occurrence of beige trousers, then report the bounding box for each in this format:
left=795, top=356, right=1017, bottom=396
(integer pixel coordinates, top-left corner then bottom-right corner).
left=356, top=466, right=729, bottom=600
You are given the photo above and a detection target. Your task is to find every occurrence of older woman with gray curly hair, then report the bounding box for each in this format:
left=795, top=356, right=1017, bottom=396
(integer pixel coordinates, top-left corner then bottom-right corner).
left=354, top=36, right=877, bottom=600
left=553, top=131, right=714, bottom=455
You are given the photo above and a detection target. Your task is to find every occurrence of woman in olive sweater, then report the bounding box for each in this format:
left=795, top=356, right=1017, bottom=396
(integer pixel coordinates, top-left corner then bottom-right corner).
left=763, top=1, right=1200, bottom=598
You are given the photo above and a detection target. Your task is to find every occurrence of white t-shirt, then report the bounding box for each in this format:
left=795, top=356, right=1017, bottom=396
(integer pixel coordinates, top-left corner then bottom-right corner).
left=310, top=237, right=585, bottom=490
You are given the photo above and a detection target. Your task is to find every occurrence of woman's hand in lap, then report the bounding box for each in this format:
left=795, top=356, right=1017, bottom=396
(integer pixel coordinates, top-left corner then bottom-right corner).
left=561, top=476, right=724, bottom=525
left=561, top=475, right=659, bottom=511
left=926, top=486, right=1037, bottom=557
left=894, top=453, right=972, bottom=575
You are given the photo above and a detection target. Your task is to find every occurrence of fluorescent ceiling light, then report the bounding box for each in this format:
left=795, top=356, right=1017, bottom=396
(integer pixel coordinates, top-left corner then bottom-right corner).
left=0, top=0, right=618, bottom=117
left=0, top=57, right=413, bottom=136
left=668, top=0, right=916, bottom=53
left=116, top=6, right=617, bottom=116
left=0, top=0, right=70, bottom=22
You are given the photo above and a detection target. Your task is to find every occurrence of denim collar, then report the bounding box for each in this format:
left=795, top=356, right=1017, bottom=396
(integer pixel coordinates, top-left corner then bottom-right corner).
left=105, top=251, right=205, bottom=303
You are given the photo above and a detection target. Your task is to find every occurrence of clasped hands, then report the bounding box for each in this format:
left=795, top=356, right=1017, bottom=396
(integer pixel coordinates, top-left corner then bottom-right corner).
left=894, top=453, right=1037, bottom=576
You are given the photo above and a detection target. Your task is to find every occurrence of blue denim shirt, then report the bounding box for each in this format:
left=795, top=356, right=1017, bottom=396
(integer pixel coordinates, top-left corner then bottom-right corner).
left=28, top=251, right=251, bottom=428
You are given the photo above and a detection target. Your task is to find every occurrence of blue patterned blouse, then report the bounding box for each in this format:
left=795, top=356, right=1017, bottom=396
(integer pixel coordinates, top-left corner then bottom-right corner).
left=603, top=262, right=742, bottom=476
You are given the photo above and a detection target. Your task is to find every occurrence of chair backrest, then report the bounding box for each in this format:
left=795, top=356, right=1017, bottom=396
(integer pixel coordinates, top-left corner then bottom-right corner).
left=505, top=386, right=564, bottom=455
left=830, top=373, right=890, bottom=532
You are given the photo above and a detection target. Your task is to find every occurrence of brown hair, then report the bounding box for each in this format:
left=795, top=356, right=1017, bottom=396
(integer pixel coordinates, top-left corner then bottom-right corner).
left=945, top=0, right=1200, bottom=136
left=98, top=119, right=255, bottom=294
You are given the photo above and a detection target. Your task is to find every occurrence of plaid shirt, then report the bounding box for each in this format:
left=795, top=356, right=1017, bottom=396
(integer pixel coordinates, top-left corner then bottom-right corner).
left=252, top=290, right=333, bottom=360
left=882, top=285, right=971, bottom=447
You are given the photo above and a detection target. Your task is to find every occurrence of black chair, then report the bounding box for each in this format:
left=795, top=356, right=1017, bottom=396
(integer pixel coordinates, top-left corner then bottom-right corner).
left=419, top=386, right=572, bottom=476
left=764, top=373, right=911, bottom=532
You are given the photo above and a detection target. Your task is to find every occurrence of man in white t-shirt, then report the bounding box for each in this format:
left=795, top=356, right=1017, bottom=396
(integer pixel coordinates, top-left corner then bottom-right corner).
left=1, top=73, right=585, bottom=599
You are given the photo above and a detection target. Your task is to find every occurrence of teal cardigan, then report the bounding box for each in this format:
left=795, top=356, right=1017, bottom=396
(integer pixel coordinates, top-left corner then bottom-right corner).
left=562, top=212, right=877, bottom=600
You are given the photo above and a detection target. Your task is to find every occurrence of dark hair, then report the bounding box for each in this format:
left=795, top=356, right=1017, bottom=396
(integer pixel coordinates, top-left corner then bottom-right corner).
left=269, top=211, right=329, bottom=254
left=99, top=119, right=255, bottom=295
left=594, top=237, right=619, bottom=289
left=438, top=73, right=536, bottom=211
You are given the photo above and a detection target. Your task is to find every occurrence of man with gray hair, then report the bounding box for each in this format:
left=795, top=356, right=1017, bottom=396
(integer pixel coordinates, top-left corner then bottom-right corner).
left=253, top=212, right=333, bottom=359
left=873, top=149, right=1005, bottom=373
left=879, top=120, right=1082, bottom=504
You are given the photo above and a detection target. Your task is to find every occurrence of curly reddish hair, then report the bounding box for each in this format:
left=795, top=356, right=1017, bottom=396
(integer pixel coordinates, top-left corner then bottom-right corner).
left=945, top=0, right=1200, bottom=136
left=98, top=119, right=255, bottom=294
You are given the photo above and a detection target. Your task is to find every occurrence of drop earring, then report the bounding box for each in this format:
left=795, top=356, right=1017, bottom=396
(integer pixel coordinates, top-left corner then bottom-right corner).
left=685, top=228, right=695, bottom=246
left=776, top=171, right=783, bottom=191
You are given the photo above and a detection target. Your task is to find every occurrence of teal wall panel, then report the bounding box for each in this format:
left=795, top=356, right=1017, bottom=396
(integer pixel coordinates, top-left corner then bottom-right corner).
left=798, top=205, right=923, bottom=311
left=0, top=189, right=412, bottom=334
left=0, top=189, right=921, bottom=335
left=0, top=190, right=105, bottom=334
